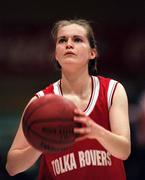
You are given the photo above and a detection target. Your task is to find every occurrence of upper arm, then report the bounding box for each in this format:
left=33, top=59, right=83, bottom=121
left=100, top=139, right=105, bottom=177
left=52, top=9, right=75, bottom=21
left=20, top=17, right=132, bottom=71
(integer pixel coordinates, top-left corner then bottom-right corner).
left=9, top=96, right=38, bottom=151
left=109, top=83, right=130, bottom=141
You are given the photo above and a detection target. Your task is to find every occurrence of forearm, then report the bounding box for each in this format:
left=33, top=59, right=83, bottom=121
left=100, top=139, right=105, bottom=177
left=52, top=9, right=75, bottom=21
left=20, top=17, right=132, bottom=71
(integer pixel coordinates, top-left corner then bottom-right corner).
left=95, top=124, right=131, bottom=160
left=6, top=146, right=42, bottom=176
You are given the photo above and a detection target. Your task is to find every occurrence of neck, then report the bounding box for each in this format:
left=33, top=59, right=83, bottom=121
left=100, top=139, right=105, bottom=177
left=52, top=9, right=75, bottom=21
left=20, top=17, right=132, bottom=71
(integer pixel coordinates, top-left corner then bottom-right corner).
left=60, top=70, right=92, bottom=96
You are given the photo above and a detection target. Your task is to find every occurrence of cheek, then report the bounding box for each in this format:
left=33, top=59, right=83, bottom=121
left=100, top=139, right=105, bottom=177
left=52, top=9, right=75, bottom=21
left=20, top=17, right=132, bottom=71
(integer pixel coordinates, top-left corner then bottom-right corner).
left=78, top=48, right=90, bottom=61
left=55, top=46, right=62, bottom=60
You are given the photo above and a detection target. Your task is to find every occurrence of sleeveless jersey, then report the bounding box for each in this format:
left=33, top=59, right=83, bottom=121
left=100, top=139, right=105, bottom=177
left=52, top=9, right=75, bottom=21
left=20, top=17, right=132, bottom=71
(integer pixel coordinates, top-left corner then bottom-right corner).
left=36, top=76, right=126, bottom=180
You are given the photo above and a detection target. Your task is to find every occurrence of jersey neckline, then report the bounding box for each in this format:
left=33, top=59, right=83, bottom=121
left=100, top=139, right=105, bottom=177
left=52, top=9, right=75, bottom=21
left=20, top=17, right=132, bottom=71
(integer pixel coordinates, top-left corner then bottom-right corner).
left=53, top=76, right=100, bottom=116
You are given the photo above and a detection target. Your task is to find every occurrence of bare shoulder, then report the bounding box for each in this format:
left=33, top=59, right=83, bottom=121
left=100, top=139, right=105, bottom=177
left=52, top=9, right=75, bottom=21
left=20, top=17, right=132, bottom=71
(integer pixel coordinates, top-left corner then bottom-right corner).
left=113, top=82, right=128, bottom=105
left=116, top=82, right=127, bottom=93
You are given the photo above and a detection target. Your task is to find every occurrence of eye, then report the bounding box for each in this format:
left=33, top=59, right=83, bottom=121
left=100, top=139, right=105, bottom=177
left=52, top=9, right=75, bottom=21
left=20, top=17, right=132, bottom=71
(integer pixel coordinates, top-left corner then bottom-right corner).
left=74, top=37, right=83, bottom=43
left=58, top=38, right=66, bottom=44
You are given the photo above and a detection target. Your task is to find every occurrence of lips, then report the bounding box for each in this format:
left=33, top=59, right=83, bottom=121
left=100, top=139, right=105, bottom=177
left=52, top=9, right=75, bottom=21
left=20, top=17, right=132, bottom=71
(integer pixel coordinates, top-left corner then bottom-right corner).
left=64, top=51, right=76, bottom=56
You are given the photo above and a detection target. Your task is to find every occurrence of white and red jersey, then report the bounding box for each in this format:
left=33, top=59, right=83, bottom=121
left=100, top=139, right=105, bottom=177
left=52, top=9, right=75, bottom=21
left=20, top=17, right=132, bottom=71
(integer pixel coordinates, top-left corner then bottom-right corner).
left=36, top=76, right=126, bottom=180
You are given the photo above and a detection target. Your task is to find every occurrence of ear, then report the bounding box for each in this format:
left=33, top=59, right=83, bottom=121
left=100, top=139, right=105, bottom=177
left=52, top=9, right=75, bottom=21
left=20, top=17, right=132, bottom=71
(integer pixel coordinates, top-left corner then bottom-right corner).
left=90, top=48, right=98, bottom=60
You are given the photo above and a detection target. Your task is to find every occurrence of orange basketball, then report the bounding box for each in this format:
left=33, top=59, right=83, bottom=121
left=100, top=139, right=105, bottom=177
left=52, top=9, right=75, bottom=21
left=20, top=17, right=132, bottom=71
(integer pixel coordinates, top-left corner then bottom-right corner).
left=22, top=94, right=79, bottom=153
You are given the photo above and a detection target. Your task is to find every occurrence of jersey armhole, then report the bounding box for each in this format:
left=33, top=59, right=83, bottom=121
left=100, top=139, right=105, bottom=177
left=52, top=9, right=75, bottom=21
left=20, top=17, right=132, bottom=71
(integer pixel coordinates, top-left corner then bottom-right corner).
left=107, top=80, right=118, bottom=109
left=35, top=90, right=45, bottom=98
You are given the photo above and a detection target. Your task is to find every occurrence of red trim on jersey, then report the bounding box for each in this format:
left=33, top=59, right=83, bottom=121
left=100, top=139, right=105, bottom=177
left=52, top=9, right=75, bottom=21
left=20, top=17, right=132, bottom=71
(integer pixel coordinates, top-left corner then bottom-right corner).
left=59, top=76, right=94, bottom=112
left=35, top=93, right=39, bottom=98
left=83, top=76, right=93, bottom=112
left=59, top=79, right=63, bottom=95
left=110, top=82, right=118, bottom=106
left=37, top=76, right=126, bottom=180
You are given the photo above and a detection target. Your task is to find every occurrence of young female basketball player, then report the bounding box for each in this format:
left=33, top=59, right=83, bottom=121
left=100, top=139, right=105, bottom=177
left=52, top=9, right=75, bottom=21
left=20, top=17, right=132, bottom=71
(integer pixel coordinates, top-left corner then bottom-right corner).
left=6, top=19, right=131, bottom=179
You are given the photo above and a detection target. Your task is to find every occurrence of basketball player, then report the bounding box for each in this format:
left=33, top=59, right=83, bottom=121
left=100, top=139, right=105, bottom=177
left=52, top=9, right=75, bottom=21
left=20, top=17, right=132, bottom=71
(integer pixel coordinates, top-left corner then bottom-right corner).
left=6, top=19, right=131, bottom=179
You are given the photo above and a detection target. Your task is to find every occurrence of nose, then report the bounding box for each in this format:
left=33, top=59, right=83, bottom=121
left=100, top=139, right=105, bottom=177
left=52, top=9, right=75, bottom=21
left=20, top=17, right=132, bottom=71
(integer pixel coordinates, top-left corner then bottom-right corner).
left=66, top=39, right=73, bottom=49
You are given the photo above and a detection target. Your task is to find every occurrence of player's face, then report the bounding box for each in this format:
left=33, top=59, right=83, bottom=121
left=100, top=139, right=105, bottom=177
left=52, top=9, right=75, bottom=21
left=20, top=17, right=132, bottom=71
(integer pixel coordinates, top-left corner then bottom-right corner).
left=55, top=24, right=96, bottom=71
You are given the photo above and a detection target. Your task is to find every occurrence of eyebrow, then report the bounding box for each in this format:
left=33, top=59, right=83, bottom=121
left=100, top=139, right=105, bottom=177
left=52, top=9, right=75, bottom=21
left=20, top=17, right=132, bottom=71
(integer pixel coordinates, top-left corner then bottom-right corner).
left=57, top=35, right=84, bottom=40
left=57, top=36, right=65, bottom=40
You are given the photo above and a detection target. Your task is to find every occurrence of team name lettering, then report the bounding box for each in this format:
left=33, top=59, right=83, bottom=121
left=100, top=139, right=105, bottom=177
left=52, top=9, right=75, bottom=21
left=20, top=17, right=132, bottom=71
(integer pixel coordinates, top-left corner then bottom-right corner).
left=51, top=149, right=112, bottom=176
left=78, top=150, right=112, bottom=167
left=51, top=153, right=77, bottom=176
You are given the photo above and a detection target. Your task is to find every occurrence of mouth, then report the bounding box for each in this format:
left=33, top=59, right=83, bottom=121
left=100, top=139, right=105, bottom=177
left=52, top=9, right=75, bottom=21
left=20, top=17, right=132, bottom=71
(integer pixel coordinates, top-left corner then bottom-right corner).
left=64, top=52, right=76, bottom=56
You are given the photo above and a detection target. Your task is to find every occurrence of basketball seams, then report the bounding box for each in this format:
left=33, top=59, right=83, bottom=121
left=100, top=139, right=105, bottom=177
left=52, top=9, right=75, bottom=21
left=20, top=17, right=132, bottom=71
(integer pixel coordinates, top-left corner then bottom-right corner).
left=23, top=95, right=69, bottom=124
left=22, top=94, right=77, bottom=153
left=23, top=99, right=51, bottom=125
left=28, top=128, right=75, bottom=144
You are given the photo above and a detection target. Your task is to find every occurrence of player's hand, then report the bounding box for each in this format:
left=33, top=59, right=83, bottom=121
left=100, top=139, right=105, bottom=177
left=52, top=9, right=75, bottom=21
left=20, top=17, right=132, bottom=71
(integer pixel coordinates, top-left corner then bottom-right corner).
left=73, top=108, right=98, bottom=141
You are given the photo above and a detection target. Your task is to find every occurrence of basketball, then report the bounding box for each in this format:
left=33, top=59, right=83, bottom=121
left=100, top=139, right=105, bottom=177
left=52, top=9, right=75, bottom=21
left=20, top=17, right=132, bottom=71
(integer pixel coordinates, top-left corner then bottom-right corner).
left=22, top=94, right=79, bottom=153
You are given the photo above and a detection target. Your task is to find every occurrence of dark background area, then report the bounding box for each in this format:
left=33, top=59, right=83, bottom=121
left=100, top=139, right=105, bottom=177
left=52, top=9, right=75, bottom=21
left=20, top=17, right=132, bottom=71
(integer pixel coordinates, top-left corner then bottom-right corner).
left=0, top=0, right=145, bottom=179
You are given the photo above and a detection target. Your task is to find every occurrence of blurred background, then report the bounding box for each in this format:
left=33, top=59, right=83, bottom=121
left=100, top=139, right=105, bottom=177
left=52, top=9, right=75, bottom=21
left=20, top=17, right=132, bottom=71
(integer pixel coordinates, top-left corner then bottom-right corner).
left=0, top=0, right=145, bottom=179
